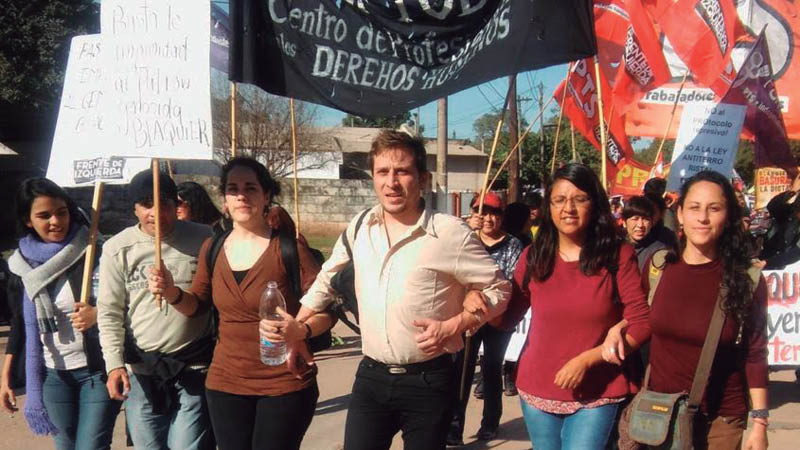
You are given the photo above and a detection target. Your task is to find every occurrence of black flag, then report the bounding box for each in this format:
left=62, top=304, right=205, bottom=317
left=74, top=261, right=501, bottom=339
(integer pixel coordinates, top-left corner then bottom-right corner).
left=229, top=0, right=596, bottom=116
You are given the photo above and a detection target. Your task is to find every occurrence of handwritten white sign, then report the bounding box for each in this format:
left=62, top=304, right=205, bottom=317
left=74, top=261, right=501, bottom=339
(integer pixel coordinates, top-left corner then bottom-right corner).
left=667, top=102, right=746, bottom=192
left=100, top=0, right=212, bottom=159
left=47, top=35, right=151, bottom=187
left=764, top=261, right=800, bottom=366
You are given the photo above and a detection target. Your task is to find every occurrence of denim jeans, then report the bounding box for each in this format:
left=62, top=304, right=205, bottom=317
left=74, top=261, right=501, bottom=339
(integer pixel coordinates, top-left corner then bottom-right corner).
left=125, top=369, right=214, bottom=450
left=42, top=367, right=121, bottom=450
left=519, top=398, right=619, bottom=450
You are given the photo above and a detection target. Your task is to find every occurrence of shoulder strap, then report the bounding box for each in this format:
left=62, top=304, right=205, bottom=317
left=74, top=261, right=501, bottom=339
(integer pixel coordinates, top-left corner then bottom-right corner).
left=341, top=209, right=370, bottom=262
left=278, top=231, right=302, bottom=299
left=206, top=229, right=233, bottom=279
left=646, top=248, right=670, bottom=306
left=687, top=287, right=728, bottom=407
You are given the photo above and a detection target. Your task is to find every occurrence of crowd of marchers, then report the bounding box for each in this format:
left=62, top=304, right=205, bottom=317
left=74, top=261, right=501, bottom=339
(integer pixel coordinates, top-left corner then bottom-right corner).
left=0, top=129, right=777, bottom=450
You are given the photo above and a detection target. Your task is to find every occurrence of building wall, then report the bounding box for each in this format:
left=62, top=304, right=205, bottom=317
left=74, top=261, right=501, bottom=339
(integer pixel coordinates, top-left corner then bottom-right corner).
left=65, top=176, right=377, bottom=237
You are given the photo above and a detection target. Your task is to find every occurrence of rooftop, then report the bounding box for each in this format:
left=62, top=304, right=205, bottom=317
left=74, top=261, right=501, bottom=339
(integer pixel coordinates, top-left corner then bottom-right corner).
left=320, top=127, right=486, bottom=157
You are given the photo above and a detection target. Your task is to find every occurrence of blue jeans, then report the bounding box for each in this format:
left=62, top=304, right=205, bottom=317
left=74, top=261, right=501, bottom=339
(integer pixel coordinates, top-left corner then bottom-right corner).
left=520, top=399, right=619, bottom=450
left=125, top=369, right=214, bottom=450
left=42, top=367, right=121, bottom=450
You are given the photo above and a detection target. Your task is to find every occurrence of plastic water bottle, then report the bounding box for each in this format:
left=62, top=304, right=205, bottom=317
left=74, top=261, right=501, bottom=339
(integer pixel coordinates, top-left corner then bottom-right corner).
left=259, top=281, right=287, bottom=366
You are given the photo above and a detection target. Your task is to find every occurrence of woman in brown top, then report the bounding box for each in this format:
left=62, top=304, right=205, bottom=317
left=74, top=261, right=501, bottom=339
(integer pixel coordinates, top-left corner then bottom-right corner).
left=148, top=157, right=334, bottom=450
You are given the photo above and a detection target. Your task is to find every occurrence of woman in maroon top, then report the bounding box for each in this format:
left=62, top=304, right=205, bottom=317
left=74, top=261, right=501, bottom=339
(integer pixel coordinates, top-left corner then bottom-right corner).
left=640, top=171, right=768, bottom=450
left=148, top=157, right=334, bottom=450
left=501, top=164, right=651, bottom=449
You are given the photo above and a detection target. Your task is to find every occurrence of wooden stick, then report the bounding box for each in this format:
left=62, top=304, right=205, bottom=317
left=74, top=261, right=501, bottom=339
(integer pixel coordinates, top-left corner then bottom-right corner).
left=166, top=160, right=174, bottom=179
left=551, top=63, right=572, bottom=174
left=231, top=81, right=237, bottom=158
left=487, top=96, right=555, bottom=191
left=570, top=122, right=577, bottom=162
left=79, top=181, right=104, bottom=304
left=652, top=72, right=689, bottom=167
left=290, top=98, right=300, bottom=239
left=593, top=56, right=608, bottom=190
left=152, top=159, right=163, bottom=309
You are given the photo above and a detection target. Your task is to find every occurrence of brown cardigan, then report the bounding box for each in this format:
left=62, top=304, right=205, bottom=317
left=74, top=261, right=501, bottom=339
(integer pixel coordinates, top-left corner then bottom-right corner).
left=190, top=234, right=320, bottom=396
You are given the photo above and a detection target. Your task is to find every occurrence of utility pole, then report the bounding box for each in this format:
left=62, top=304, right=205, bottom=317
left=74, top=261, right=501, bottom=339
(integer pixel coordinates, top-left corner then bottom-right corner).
left=516, top=94, right=532, bottom=185
left=508, top=75, right=519, bottom=202
left=437, top=98, right=448, bottom=212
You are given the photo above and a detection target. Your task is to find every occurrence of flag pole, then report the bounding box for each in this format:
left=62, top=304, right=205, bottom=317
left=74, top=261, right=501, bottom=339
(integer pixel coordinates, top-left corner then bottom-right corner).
left=231, top=82, right=238, bottom=158
left=651, top=72, right=689, bottom=172
left=290, top=98, right=300, bottom=239
left=152, top=159, right=163, bottom=309
left=487, top=96, right=555, bottom=191
left=593, top=56, right=608, bottom=190
left=570, top=122, right=577, bottom=162
left=463, top=78, right=515, bottom=404
left=79, top=181, right=104, bottom=304
left=551, top=63, right=572, bottom=174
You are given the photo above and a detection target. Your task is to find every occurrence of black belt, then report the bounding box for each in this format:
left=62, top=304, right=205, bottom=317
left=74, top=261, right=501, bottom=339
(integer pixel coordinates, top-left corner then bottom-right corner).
left=362, top=354, right=455, bottom=375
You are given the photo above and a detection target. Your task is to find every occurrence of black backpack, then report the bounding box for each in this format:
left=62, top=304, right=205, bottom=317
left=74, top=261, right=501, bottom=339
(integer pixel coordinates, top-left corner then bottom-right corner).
left=206, top=229, right=333, bottom=353
left=328, top=209, right=370, bottom=335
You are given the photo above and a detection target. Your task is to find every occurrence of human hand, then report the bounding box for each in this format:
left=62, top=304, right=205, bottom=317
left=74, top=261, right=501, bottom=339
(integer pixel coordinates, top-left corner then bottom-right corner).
left=743, top=422, right=768, bottom=450
left=148, top=266, right=176, bottom=304
left=71, top=303, right=97, bottom=333
left=466, top=214, right=484, bottom=231
left=413, top=317, right=458, bottom=356
left=554, top=353, right=591, bottom=390
left=792, top=173, right=800, bottom=193
left=106, top=368, right=130, bottom=401
left=286, top=340, right=318, bottom=381
left=601, top=320, right=627, bottom=365
left=259, top=307, right=306, bottom=344
left=0, top=381, right=17, bottom=413
left=463, top=290, right=489, bottom=318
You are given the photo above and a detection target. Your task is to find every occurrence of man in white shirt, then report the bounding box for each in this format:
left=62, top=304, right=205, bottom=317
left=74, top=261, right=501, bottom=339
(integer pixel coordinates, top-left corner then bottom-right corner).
left=296, top=130, right=511, bottom=449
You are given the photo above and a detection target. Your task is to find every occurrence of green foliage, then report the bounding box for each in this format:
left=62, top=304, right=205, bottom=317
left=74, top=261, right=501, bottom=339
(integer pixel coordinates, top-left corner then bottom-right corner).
left=473, top=112, right=601, bottom=191
left=342, top=111, right=420, bottom=132
left=0, top=1, right=99, bottom=110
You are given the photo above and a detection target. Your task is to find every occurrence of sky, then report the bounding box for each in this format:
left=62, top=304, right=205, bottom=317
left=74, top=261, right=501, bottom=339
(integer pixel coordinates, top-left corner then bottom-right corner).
left=314, top=65, right=569, bottom=140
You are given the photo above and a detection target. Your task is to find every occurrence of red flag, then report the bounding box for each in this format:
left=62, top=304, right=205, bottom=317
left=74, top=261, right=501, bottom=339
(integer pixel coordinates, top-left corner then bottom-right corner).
left=722, top=31, right=798, bottom=179
left=649, top=150, right=665, bottom=179
left=612, top=0, right=672, bottom=114
left=593, top=0, right=631, bottom=84
left=644, top=0, right=739, bottom=88
left=554, top=58, right=635, bottom=182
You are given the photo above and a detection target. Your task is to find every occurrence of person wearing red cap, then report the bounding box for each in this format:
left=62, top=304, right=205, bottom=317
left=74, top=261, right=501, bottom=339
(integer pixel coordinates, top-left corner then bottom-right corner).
left=447, top=192, right=524, bottom=445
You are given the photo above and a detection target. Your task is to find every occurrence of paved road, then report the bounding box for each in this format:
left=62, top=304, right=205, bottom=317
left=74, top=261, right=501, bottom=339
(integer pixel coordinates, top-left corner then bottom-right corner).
left=1, top=323, right=798, bottom=449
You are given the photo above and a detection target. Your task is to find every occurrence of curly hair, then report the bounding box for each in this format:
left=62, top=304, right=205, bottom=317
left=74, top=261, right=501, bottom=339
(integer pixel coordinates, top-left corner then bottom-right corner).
left=676, top=170, right=754, bottom=330
left=528, top=163, right=621, bottom=281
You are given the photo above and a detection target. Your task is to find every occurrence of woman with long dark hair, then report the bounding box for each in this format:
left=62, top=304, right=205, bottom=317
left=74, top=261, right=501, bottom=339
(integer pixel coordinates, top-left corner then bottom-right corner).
left=148, top=157, right=334, bottom=450
left=636, top=171, right=768, bottom=449
left=0, top=178, right=120, bottom=449
left=176, top=181, right=225, bottom=233
left=500, top=163, right=650, bottom=449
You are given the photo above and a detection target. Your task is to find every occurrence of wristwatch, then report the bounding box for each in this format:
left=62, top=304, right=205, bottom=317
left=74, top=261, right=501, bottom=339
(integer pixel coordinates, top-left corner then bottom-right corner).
left=750, top=409, right=769, bottom=419
left=304, top=322, right=313, bottom=340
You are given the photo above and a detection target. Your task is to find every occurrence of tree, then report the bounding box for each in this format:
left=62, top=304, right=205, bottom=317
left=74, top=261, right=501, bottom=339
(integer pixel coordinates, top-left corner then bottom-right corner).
left=342, top=111, right=417, bottom=131
left=472, top=111, right=600, bottom=192
left=213, top=83, right=334, bottom=178
left=0, top=1, right=99, bottom=139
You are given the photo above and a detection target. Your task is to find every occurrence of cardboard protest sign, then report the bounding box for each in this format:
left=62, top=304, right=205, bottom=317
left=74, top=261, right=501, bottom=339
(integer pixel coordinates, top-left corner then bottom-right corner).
left=502, top=309, right=531, bottom=362
left=47, top=35, right=151, bottom=187
left=100, top=0, right=212, bottom=159
left=764, top=260, right=800, bottom=366
left=229, top=0, right=595, bottom=116
left=755, top=167, right=792, bottom=210
left=666, top=102, right=745, bottom=191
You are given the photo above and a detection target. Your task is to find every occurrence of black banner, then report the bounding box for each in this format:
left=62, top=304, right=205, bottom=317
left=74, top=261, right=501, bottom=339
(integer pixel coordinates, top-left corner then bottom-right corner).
left=230, top=0, right=596, bottom=116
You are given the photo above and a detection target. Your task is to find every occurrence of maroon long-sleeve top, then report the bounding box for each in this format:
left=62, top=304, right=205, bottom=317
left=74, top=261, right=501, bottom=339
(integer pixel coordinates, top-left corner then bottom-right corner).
left=503, top=243, right=651, bottom=402
left=643, top=258, right=768, bottom=418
